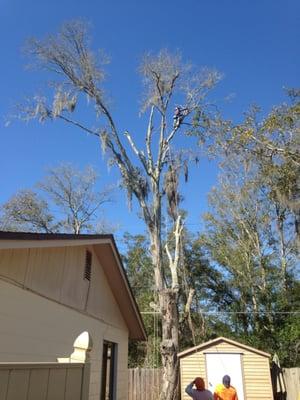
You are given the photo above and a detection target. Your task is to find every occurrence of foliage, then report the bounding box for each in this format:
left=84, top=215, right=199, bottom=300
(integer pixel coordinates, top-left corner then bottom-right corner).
left=200, top=99, right=300, bottom=366
left=123, top=233, right=161, bottom=368
left=124, top=232, right=234, bottom=365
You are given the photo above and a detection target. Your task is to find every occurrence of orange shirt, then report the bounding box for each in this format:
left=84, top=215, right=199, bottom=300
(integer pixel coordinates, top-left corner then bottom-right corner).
left=213, top=384, right=238, bottom=400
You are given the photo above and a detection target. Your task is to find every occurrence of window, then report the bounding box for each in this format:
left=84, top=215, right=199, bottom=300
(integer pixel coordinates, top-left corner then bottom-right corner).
left=84, top=250, right=92, bottom=281
left=101, top=341, right=117, bottom=400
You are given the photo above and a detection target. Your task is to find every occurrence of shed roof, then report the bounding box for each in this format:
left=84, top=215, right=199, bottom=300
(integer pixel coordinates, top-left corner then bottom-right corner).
left=178, top=336, right=270, bottom=358
left=0, top=231, right=146, bottom=341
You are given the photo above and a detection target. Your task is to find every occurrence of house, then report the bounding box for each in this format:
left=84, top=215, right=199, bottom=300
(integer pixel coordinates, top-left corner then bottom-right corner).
left=178, top=336, right=273, bottom=400
left=0, top=231, right=146, bottom=400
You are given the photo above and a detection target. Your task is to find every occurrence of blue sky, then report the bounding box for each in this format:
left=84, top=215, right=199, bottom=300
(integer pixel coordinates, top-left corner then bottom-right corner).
left=0, top=0, right=299, bottom=250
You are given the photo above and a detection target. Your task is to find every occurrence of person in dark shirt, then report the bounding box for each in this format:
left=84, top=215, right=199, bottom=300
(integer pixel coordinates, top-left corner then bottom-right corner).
left=185, top=377, right=213, bottom=400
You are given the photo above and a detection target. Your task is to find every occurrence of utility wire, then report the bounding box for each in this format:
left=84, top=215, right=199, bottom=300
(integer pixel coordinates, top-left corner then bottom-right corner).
left=140, top=311, right=300, bottom=315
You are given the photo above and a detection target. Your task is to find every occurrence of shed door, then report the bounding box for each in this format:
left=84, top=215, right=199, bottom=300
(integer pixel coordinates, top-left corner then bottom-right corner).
left=205, top=353, right=245, bottom=400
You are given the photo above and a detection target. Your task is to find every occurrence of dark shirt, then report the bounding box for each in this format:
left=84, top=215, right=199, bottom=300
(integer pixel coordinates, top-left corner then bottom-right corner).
left=185, top=383, right=213, bottom=400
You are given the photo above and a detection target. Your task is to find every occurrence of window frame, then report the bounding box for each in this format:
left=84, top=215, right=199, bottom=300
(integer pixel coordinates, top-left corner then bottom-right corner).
left=100, top=340, right=118, bottom=400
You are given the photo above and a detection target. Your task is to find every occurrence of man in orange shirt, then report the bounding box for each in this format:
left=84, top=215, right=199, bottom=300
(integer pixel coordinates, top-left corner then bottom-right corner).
left=213, top=375, right=238, bottom=400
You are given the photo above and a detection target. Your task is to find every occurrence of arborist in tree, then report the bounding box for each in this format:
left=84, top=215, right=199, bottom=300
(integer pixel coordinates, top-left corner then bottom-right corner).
left=185, top=377, right=213, bottom=400
left=173, top=106, right=189, bottom=128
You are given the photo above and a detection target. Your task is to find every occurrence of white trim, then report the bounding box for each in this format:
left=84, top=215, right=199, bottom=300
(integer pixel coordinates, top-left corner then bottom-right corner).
left=178, top=336, right=270, bottom=358
left=109, top=243, right=145, bottom=331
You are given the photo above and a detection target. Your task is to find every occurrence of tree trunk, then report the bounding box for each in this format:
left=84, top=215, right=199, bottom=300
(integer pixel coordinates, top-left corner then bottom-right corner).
left=251, top=290, right=260, bottom=332
left=275, top=205, right=288, bottom=290
left=149, top=210, right=180, bottom=400
left=185, top=288, right=196, bottom=345
left=159, top=289, right=179, bottom=400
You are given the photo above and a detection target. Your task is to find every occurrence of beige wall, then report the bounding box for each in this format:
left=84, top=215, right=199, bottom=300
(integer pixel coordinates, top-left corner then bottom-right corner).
left=180, top=341, right=273, bottom=400
left=0, top=245, right=128, bottom=330
left=0, top=245, right=130, bottom=400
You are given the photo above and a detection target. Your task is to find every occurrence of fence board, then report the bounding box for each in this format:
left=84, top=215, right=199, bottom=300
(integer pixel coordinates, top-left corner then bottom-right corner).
left=6, top=370, right=30, bottom=400
left=47, top=368, right=67, bottom=400
left=283, top=368, right=300, bottom=400
left=65, top=366, right=83, bottom=400
left=27, top=369, right=49, bottom=400
left=134, top=369, right=137, bottom=400
left=128, top=369, right=132, bottom=400
left=128, top=369, right=162, bottom=400
left=148, top=369, right=152, bottom=400
left=141, top=369, right=145, bottom=400
left=0, top=370, right=9, bottom=400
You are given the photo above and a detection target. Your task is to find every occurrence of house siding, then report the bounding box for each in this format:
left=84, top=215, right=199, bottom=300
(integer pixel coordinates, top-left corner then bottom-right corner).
left=0, top=245, right=128, bottom=330
left=0, top=245, right=130, bottom=400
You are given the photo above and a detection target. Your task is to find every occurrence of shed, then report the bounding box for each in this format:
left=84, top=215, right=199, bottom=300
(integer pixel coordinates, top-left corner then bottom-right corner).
left=178, top=336, right=273, bottom=400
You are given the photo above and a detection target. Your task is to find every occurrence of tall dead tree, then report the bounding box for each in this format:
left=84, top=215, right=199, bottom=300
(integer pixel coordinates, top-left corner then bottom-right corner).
left=15, top=21, right=221, bottom=400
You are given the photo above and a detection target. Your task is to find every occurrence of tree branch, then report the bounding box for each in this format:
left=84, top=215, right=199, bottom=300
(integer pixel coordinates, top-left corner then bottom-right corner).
left=146, top=105, right=155, bottom=174
left=165, top=215, right=183, bottom=289
left=124, top=130, right=151, bottom=176
left=56, top=113, right=100, bottom=137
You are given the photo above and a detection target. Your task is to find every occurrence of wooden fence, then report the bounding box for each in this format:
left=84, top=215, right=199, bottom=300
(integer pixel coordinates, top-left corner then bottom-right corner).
left=128, top=368, right=162, bottom=400
left=129, top=368, right=300, bottom=400
left=0, top=362, right=90, bottom=400
left=283, top=368, right=300, bottom=400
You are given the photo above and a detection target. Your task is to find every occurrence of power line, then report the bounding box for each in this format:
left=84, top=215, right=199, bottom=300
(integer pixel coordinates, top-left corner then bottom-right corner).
left=140, top=311, right=300, bottom=315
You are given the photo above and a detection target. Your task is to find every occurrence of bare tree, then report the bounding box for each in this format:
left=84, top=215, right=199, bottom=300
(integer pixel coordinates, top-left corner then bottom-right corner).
left=14, top=21, right=221, bottom=400
left=38, top=163, right=113, bottom=234
left=0, top=189, right=55, bottom=233
left=0, top=163, right=113, bottom=234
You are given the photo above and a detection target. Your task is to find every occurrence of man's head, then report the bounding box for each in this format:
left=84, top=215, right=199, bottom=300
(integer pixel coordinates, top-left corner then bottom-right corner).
left=222, top=375, right=231, bottom=388
left=194, top=377, right=205, bottom=391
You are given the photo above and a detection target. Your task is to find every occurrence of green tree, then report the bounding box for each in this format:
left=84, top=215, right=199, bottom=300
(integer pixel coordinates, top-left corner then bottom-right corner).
left=207, top=92, right=300, bottom=246
left=122, top=233, right=160, bottom=367
left=201, top=153, right=299, bottom=366
left=123, top=231, right=235, bottom=365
